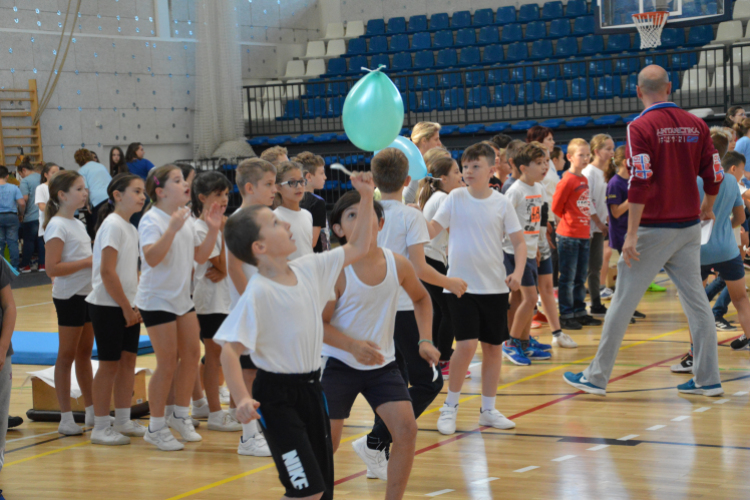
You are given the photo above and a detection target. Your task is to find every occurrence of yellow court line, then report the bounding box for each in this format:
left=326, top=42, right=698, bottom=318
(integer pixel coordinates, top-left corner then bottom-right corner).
left=165, top=463, right=277, bottom=500
left=3, top=440, right=90, bottom=467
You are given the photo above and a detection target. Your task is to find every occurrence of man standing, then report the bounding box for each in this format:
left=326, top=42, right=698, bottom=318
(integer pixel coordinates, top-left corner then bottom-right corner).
left=17, top=162, right=41, bottom=273
left=564, top=65, right=724, bottom=397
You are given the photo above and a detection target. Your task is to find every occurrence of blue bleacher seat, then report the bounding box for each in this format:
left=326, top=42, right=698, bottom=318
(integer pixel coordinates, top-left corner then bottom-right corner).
left=542, top=1, right=564, bottom=20
left=465, top=68, right=486, bottom=86
left=366, top=19, right=385, bottom=36
left=580, top=34, right=604, bottom=55
left=392, top=53, right=412, bottom=71
left=566, top=116, right=593, bottom=127
left=325, top=81, right=346, bottom=96
left=388, top=34, right=409, bottom=53
left=387, top=17, right=406, bottom=34
left=517, top=82, right=542, bottom=104
left=347, top=55, right=368, bottom=74
left=568, top=77, right=591, bottom=100
left=347, top=38, right=366, bottom=55
left=268, top=134, right=292, bottom=143
left=291, top=134, right=314, bottom=144
left=248, top=137, right=268, bottom=146
left=482, top=44, right=505, bottom=64
left=459, top=124, right=485, bottom=134
left=537, top=62, right=560, bottom=80
left=518, top=4, right=540, bottom=22
left=487, top=68, right=510, bottom=85
left=541, top=79, right=568, bottom=102
left=511, top=65, right=534, bottom=82
left=430, top=13, right=450, bottom=31
left=303, top=98, right=326, bottom=119
left=613, top=55, right=641, bottom=75
left=313, top=133, right=338, bottom=143
left=392, top=74, right=408, bottom=92
left=605, top=34, right=631, bottom=53
left=491, top=84, right=516, bottom=106
left=474, top=8, right=495, bottom=27
left=566, top=0, right=587, bottom=18
left=306, top=80, right=324, bottom=97
left=594, top=115, right=623, bottom=126
left=669, top=71, right=681, bottom=92
left=548, top=18, right=572, bottom=39
left=368, top=36, right=387, bottom=53
left=439, top=72, right=461, bottom=89
left=411, top=32, right=432, bottom=50
left=588, top=57, right=606, bottom=76
left=623, top=73, right=638, bottom=97
left=323, top=180, right=339, bottom=190
left=563, top=58, right=586, bottom=78
left=644, top=53, right=669, bottom=67
left=478, top=26, right=500, bottom=45
left=530, top=39, right=553, bottom=60
left=440, top=125, right=459, bottom=135
left=451, top=10, right=471, bottom=28
left=540, top=118, right=566, bottom=128
left=442, top=88, right=466, bottom=110
left=496, top=6, right=517, bottom=25
left=660, top=28, right=685, bottom=49
left=456, top=28, right=477, bottom=46
left=555, top=37, right=579, bottom=58
left=706, top=2, right=718, bottom=15
left=624, top=113, right=640, bottom=123
left=434, top=30, right=454, bottom=48
left=336, top=133, right=348, bottom=141
left=573, top=16, right=595, bottom=36
left=417, top=90, right=441, bottom=111
left=400, top=128, right=411, bottom=136
left=501, top=23, right=524, bottom=43
left=436, top=49, right=458, bottom=67
left=671, top=49, right=697, bottom=70
left=412, top=74, right=438, bottom=90
left=511, top=120, right=538, bottom=131
left=593, top=76, right=622, bottom=99
left=400, top=91, right=417, bottom=112
left=458, top=46, right=480, bottom=66
left=371, top=54, right=390, bottom=70
left=326, top=57, right=347, bottom=75
left=525, top=20, right=548, bottom=40
left=686, top=25, right=713, bottom=46
left=414, top=50, right=435, bottom=69
left=506, top=42, right=528, bottom=62
left=280, top=101, right=302, bottom=120
left=486, top=122, right=511, bottom=132
left=408, top=15, right=428, bottom=32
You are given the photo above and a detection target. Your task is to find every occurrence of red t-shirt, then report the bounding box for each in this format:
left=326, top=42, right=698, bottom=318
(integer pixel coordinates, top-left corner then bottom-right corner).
left=552, top=171, right=590, bottom=239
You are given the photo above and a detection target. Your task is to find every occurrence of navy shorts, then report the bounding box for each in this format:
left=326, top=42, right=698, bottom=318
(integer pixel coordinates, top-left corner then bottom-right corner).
left=701, top=254, right=746, bottom=282
left=538, top=256, right=553, bottom=276
left=503, top=252, right=539, bottom=286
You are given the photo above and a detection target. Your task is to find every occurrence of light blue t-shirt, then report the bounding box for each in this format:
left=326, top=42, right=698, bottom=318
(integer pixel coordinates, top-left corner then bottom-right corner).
left=736, top=137, right=750, bottom=172
left=19, top=172, right=41, bottom=222
left=698, top=176, right=743, bottom=265
left=79, top=161, right=112, bottom=207
left=0, top=183, right=23, bottom=214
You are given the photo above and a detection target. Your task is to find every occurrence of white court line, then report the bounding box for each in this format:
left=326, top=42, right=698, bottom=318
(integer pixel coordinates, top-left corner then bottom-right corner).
left=646, top=425, right=666, bottom=431
left=514, top=466, right=540, bottom=473
left=714, top=399, right=730, bottom=405
left=425, top=489, right=455, bottom=497
left=6, top=430, right=59, bottom=443
left=671, top=416, right=690, bottom=422
left=471, top=478, right=498, bottom=485
left=617, top=434, right=639, bottom=441
left=733, top=391, right=749, bottom=396
left=16, top=301, right=53, bottom=309
left=587, top=444, right=610, bottom=451
left=551, top=455, right=576, bottom=462
left=694, top=407, right=711, bottom=412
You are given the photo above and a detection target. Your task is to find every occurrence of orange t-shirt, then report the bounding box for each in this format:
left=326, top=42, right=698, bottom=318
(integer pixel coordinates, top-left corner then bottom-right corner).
left=551, top=171, right=590, bottom=239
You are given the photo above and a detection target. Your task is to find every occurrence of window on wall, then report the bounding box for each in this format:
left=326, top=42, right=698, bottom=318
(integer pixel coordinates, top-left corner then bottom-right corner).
left=169, top=0, right=195, bottom=38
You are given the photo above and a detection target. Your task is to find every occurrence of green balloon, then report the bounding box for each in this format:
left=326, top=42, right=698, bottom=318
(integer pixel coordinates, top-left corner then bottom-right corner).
left=342, top=69, right=404, bottom=152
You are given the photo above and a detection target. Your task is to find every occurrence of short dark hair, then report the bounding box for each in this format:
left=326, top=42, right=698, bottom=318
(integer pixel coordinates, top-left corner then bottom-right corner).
left=711, top=132, right=729, bottom=160
left=550, top=146, right=564, bottom=161
left=371, top=148, right=409, bottom=193
left=191, top=171, right=233, bottom=218
left=0, top=166, right=8, bottom=178
left=462, top=142, right=495, bottom=166
left=330, top=191, right=384, bottom=245
left=236, top=158, right=277, bottom=195
left=490, top=134, right=512, bottom=149
left=526, top=126, right=553, bottom=144
left=722, top=150, right=746, bottom=170
left=224, top=205, right=268, bottom=266
left=514, top=144, right=547, bottom=171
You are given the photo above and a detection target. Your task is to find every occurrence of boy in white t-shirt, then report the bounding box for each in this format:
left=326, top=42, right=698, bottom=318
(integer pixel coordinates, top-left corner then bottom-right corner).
left=426, top=142, right=526, bottom=435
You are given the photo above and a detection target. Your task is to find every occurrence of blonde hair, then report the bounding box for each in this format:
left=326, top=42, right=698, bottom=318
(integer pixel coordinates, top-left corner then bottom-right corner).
left=260, top=146, right=289, bottom=166
left=411, top=122, right=441, bottom=149
left=567, top=138, right=590, bottom=156
left=292, top=151, right=325, bottom=178
left=734, top=118, right=750, bottom=138
left=609, top=145, right=627, bottom=182
left=589, top=134, right=613, bottom=162
left=418, top=157, right=456, bottom=210
left=423, top=147, right=451, bottom=169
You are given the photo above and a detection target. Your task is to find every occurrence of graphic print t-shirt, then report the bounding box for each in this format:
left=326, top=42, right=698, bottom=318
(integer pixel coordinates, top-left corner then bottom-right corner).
left=502, top=180, right=544, bottom=258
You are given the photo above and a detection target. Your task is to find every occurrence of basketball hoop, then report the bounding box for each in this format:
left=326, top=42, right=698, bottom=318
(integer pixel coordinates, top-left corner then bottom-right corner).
left=632, top=11, right=670, bottom=49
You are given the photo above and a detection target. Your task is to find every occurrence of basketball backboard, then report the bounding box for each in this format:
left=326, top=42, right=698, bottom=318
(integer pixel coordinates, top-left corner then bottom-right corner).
left=595, top=0, right=732, bottom=34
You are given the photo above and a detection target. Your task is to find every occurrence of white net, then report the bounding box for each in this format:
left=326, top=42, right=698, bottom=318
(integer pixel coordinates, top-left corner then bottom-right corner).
left=632, top=12, right=670, bottom=49
left=193, top=0, right=245, bottom=159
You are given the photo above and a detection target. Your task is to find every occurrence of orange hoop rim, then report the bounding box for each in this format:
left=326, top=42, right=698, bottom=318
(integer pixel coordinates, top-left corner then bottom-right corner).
left=632, top=11, right=670, bottom=23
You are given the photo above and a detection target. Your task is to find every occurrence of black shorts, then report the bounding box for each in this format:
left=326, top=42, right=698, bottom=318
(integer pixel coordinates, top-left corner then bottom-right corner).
left=88, top=304, right=141, bottom=361
left=538, top=256, right=553, bottom=276
left=53, top=295, right=91, bottom=327
left=240, top=354, right=256, bottom=370
left=197, top=313, right=228, bottom=340
left=254, top=369, right=333, bottom=500
left=321, top=358, right=411, bottom=420
left=446, top=292, right=509, bottom=345
left=701, top=254, right=746, bottom=282
left=140, top=307, right=196, bottom=328
left=503, top=252, right=539, bottom=286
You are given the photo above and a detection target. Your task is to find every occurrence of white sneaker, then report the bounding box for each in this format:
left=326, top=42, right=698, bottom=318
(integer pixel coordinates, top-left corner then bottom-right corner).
left=191, top=403, right=210, bottom=419
left=191, top=416, right=201, bottom=428
left=168, top=415, right=203, bottom=442
left=219, top=386, right=231, bottom=405
left=85, top=414, right=114, bottom=428
left=436, top=404, right=458, bottom=435
left=91, top=426, right=131, bottom=445
left=478, top=408, right=516, bottom=429
left=58, top=420, right=83, bottom=436
left=237, top=434, right=272, bottom=456
left=208, top=411, right=242, bottom=432
left=351, top=436, right=387, bottom=481
left=552, top=332, right=578, bottom=348
left=144, top=425, right=184, bottom=451
left=113, top=420, right=147, bottom=437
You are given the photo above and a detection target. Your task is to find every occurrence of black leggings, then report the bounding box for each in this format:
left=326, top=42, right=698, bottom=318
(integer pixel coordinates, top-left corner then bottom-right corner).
left=423, top=257, right=454, bottom=362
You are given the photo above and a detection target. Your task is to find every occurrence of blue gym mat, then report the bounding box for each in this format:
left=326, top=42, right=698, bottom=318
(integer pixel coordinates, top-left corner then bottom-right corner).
left=11, top=331, right=154, bottom=365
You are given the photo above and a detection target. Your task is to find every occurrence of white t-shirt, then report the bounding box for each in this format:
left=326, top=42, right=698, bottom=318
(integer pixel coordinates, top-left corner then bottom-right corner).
left=433, top=188, right=522, bottom=294
left=35, top=183, right=50, bottom=236
left=274, top=206, right=313, bottom=261
left=423, top=191, right=449, bottom=266
left=134, top=206, right=195, bottom=315
left=214, top=247, right=345, bottom=374
left=44, top=216, right=93, bottom=299
left=86, top=213, right=139, bottom=307
left=542, top=159, right=559, bottom=203
left=582, top=164, right=608, bottom=235
left=323, top=248, right=400, bottom=370
left=376, top=200, right=430, bottom=311
left=502, top=180, right=544, bottom=259
left=193, top=219, right=230, bottom=315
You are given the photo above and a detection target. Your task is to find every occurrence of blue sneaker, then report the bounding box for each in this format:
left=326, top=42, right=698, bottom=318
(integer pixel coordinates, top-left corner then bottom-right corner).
left=677, top=378, right=724, bottom=397
left=562, top=372, right=606, bottom=396
left=529, top=336, right=551, bottom=352
left=524, top=346, right=551, bottom=360
left=502, top=340, right=531, bottom=366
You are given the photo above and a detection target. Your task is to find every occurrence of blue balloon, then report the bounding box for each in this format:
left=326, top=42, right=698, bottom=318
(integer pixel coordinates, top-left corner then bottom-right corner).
left=376, top=136, right=428, bottom=181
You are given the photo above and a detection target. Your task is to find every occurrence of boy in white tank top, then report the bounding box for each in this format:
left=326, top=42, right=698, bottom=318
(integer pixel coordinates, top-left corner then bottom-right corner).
left=322, top=192, right=440, bottom=498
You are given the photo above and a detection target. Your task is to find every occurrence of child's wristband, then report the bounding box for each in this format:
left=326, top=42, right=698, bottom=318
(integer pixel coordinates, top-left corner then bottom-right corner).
left=418, top=339, right=434, bottom=346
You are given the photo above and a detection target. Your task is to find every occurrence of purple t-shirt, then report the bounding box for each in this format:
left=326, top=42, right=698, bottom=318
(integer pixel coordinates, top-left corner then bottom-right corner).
left=607, top=175, right=629, bottom=252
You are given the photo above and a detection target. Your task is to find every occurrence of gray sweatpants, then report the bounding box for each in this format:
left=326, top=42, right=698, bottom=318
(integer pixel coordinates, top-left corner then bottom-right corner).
left=583, top=225, right=721, bottom=389
left=0, top=355, right=11, bottom=472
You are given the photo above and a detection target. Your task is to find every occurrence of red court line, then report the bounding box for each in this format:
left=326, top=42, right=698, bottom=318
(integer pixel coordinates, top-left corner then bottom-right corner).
left=335, top=335, right=739, bottom=486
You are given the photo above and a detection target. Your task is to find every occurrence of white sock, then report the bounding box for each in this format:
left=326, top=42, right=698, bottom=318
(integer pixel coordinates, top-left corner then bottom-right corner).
left=94, top=415, right=110, bottom=431
left=228, top=407, right=237, bottom=419
left=242, top=420, right=258, bottom=440
left=445, top=390, right=461, bottom=407
left=165, top=404, right=175, bottom=418
left=149, top=416, right=166, bottom=432
left=174, top=405, right=190, bottom=419
left=481, top=395, right=496, bottom=412
left=85, top=405, right=95, bottom=424
left=209, top=410, right=224, bottom=422
left=192, top=397, right=207, bottom=409
left=60, top=411, right=75, bottom=425
left=114, top=408, right=131, bottom=426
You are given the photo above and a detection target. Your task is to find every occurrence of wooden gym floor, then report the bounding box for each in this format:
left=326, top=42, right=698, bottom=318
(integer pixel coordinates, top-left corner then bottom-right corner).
left=3, top=274, right=750, bottom=500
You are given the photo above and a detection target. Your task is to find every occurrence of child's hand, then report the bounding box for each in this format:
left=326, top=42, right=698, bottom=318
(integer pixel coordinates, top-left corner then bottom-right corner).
left=205, top=267, right=226, bottom=283
left=351, top=340, right=385, bottom=366
left=168, top=207, right=191, bottom=233
left=82, top=255, right=93, bottom=268
left=418, top=342, right=441, bottom=366
left=205, top=203, right=224, bottom=231
left=351, top=172, right=375, bottom=197
left=123, top=307, right=141, bottom=327
left=236, top=397, right=261, bottom=424
left=446, top=277, right=468, bottom=298
left=506, top=271, right=523, bottom=291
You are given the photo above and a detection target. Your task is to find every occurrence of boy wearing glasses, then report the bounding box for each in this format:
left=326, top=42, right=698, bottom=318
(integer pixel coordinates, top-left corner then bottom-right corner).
left=274, top=162, right=314, bottom=260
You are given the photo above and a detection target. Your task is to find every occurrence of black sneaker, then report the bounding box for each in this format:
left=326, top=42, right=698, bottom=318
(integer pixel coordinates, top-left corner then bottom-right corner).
left=633, top=310, right=646, bottom=319
left=670, top=352, right=693, bottom=373
left=560, top=318, right=583, bottom=330
left=715, top=317, right=737, bottom=331
left=8, top=415, right=23, bottom=428
left=578, top=315, right=602, bottom=326
left=629, top=317, right=636, bottom=324
left=730, top=334, right=750, bottom=351
left=590, top=304, right=607, bottom=317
